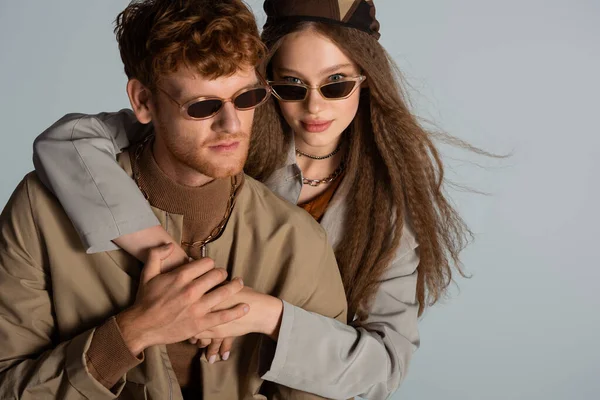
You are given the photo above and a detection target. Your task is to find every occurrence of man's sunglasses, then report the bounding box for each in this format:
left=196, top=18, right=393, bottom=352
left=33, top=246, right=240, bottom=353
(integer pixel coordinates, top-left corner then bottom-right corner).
left=156, top=79, right=271, bottom=120
left=267, top=75, right=366, bottom=102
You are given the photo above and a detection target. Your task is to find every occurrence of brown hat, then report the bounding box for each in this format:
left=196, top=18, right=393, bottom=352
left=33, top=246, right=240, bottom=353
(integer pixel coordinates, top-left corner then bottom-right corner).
left=263, top=0, right=381, bottom=40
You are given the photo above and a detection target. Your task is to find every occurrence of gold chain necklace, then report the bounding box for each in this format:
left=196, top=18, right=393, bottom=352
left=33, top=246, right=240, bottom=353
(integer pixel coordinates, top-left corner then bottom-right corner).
left=302, top=159, right=346, bottom=187
left=132, top=135, right=238, bottom=255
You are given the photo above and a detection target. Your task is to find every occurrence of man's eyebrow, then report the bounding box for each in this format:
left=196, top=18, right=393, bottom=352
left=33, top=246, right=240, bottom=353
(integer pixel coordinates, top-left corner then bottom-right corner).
left=235, top=79, right=262, bottom=92
left=177, top=79, right=262, bottom=102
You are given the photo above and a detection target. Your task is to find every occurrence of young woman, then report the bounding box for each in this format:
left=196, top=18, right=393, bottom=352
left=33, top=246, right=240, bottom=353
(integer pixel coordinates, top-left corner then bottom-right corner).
left=33, top=1, right=469, bottom=398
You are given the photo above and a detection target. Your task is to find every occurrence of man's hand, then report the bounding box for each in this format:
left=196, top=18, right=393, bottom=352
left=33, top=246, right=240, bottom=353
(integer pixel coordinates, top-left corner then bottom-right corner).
left=189, top=287, right=284, bottom=363
left=115, top=243, right=249, bottom=355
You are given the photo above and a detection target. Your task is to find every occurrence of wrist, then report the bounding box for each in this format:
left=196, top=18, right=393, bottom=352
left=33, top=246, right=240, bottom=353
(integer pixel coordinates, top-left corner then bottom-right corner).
left=115, top=308, right=148, bottom=356
left=262, top=296, right=283, bottom=341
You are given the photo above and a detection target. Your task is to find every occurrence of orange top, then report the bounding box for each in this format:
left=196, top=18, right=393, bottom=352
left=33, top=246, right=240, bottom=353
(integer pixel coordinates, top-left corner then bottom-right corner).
left=298, top=173, right=344, bottom=221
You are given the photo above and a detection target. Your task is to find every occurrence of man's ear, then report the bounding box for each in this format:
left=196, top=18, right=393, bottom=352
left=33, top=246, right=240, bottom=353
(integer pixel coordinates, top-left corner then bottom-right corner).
left=127, top=79, right=153, bottom=124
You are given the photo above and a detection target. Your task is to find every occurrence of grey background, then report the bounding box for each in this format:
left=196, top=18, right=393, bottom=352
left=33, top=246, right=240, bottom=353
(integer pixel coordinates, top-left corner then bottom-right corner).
left=1, top=1, right=598, bottom=399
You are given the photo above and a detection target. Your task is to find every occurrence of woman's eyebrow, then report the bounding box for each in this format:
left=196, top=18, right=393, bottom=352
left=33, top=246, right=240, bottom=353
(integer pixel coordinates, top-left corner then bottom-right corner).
left=275, top=66, right=304, bottom=76
left=276, top=63, right=354, bottom=78
left=318, top=63, right=354, bottom=76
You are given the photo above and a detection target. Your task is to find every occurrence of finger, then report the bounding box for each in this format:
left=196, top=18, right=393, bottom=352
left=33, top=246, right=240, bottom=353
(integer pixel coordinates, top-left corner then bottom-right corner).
left=220, top=337, right=235, bottom=361
left=188, top=337, right=198, bottom=345
left=197, top=338, right=211, bottom=348
left=192, top=277, right=244, bottom=312
left=206, top=338, right=224, bottom=364
left=193, top=303, right=249, bottom=333
left=168, top=258, right=217, bottom=288
left=194, top=329, right=219, bottom=340
left=141, top=243, right=174, bottom=284
left=183, top=268, right=231, bottom=301
left=161, top=244, right=191, bottom=274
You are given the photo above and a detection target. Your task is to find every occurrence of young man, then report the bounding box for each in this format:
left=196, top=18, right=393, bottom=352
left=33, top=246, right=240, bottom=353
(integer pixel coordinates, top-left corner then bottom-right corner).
left=0, top=1, right=347, bottom=398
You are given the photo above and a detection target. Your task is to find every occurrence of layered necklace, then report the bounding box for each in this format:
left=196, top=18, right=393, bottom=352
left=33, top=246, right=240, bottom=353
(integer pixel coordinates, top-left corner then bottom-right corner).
left=296, top=142, right=346, bottom=187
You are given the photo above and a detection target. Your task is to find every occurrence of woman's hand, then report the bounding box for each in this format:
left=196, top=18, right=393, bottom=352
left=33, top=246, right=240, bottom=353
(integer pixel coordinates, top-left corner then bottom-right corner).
left=188, top=286, right=284, bottom=362
left=189, top=336, right=235, bottom=363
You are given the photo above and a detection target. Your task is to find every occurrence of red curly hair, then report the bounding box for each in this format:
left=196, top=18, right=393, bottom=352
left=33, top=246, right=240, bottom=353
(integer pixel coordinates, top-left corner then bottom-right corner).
left=114, top=0, right=266, bottom=89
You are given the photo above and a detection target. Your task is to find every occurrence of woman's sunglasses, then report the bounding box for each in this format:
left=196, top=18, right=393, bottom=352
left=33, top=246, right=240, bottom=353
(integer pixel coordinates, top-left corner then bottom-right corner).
left=156, top=77, right=272, bottom=120
left=268, top=75, right=366, bottom=102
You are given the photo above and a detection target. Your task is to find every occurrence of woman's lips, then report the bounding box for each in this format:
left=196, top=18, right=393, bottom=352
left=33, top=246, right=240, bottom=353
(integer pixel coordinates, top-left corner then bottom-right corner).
left=301, top=120, right=333, bottom=133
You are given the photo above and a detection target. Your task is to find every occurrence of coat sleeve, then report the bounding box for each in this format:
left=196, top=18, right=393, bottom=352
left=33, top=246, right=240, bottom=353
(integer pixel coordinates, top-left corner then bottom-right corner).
left=32, top=109, right=158, bottom=253
left=260, top=228, right=349, bottom=400
left=0, top=177, right=133, bottom=399
left=261, top=224, right=420, bottom=400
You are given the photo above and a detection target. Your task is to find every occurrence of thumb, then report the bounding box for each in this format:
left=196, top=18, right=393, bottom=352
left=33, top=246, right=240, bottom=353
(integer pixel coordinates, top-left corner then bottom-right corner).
left=141, top=243, right=174, bottom=284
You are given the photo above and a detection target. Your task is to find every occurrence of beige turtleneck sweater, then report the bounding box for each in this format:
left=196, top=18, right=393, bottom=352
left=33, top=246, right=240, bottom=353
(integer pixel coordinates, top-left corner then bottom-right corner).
left=85, top=140, right=243, bottom=395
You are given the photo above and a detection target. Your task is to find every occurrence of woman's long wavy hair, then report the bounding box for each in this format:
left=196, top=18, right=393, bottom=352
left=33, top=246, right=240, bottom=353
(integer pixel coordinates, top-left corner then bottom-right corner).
left=246, top=21, right=472, bottom=319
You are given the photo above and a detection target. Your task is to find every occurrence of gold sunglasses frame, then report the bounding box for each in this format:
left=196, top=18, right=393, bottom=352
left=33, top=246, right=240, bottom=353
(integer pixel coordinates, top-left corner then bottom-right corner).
left=267, top=75, right=366, bottom=102
left=156, top=74, right=272, bottom=121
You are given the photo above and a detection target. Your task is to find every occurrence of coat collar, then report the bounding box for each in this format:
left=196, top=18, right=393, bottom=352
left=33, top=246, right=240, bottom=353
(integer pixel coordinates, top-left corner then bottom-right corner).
left=266, top=136, right=350, bottom=250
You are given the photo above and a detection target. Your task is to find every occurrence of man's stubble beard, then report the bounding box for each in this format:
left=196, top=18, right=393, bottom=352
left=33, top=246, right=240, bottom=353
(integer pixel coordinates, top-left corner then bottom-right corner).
left=155, top=118, right=249, bottom=179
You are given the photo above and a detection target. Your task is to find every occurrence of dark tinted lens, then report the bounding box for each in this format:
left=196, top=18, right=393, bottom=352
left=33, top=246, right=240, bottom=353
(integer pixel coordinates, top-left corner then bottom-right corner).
left=320, top=81, right=356, bottom=99
left=187, top=99, right=223, bottom=119
left=234, top=88, right=268, bottom=109
left=272, top=84, right=307, bottom=101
